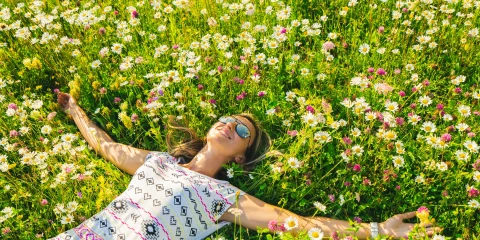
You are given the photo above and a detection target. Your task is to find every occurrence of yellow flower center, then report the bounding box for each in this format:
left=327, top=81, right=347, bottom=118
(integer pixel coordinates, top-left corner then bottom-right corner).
left=312, top=232, right=319, bottom=238
left=288, top=221, right=295, bottom=227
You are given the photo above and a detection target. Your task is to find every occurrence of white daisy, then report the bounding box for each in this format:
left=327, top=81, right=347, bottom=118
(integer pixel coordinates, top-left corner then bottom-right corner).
left=418, top=95, right=432, bottom=107
left=61, top=214, right=75, bottom=225
left=308, top=227, right=324, bottom=240
left=473, top=171, right=480, bottom=182
left=456, top=123, right=469, bottom=131
left=458, top=105, right=471, bottom=117
left=385, top=101, right=399, bottom=112
left=384, top=130, right=397, bottom=141
left=351, top=145, right=364, bottom=156
left=302, top=112, right=318, bottom=127
left=351, top=128, right=361, bottom=137
left=91, top=60, right=101, bottom=68
left=472, top=91, right=480, bottom=100
left=358, top=43, right=370, bottom=54
left=442, top=113, right=453, bottom=121
left=392, top=156, right=405, bottom=168
left=314, top=131, right=331, bottom=143
left=405, top=64, right=415, bottom=71
left=287, top=157, right=300, bottom=169
left=415, top=175, right=425, bottom=184
left=283, top=216, right=298, bottom=230
left=226, top=168, right=234, bottom=178
left=421, top=121, right=436, bottom=133
left=455, top=150, right=470, bottom=161
left=365, top=112, right=376, bottom=121
left=111, top=43, right=123, bottom=54
left=468, top=199, right=480, bottom=209
left=436, top=162, right=448, bottom=171
left=464, top=140, right=479, bottom=153
left=41, top=125, right=52, bottom=135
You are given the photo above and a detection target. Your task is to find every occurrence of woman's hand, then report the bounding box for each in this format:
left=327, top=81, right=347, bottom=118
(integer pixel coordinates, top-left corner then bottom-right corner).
left=57, top=92, right=77, bottom=113
left=380, top=211, right=441, bottom=239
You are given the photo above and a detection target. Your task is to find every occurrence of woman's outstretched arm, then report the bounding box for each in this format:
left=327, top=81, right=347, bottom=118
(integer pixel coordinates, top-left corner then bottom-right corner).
left=220, top=194, right=440, bottom=239
left=58, top=93, right=150, bottom=175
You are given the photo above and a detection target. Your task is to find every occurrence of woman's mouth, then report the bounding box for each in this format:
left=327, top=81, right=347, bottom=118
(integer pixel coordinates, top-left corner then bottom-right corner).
left=218, top=129, right=231, bottom=139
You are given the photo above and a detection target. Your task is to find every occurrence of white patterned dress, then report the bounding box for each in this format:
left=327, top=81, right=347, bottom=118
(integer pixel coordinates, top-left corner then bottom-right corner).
left=49, top=152, right=245, bottom=240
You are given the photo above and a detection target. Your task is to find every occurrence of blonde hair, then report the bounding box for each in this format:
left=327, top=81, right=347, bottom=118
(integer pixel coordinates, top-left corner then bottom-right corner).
left=166, top=114, right=272, bottom=174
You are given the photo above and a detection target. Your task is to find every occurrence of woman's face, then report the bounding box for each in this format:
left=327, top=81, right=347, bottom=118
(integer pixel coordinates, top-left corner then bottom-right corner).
left=206, top=115, right=257, bottom=159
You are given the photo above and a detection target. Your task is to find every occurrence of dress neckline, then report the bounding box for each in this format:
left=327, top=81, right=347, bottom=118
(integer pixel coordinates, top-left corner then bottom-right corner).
left=173, top=162, right=230, bottom=184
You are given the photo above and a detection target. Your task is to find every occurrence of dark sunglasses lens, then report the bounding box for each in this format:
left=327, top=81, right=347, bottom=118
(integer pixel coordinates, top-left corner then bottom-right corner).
left=236, top=124, right=250, bottom=138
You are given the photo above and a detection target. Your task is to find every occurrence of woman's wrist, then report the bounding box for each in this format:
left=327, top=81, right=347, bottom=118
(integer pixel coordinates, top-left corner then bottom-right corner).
left=66, top=102, right=80, bottom=117
left=378, top=222, right=389, bottom=237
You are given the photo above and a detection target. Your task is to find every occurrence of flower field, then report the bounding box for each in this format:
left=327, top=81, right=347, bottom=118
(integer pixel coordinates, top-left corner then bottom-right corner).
left=0, top=0, right=479, bottom=239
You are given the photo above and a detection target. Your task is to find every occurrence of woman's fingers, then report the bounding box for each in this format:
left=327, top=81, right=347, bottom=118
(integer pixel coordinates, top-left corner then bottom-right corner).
left=426, top=227, right=443, bottom=235
left=57, top=92, right=71, bottom=110
left=393, top=211, right=416, bottom=221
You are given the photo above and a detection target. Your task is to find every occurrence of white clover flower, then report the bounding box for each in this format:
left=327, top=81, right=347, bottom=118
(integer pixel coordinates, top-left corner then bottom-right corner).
left=339, top=194, right=345, bottom=205
left=313, top=202, right=327, bottom=213
left=227, top=207, right=243, bottom=217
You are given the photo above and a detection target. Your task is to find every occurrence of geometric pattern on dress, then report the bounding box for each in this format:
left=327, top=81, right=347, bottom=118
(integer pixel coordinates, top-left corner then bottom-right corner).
left=110, top=199, right=128, bottom=214
left=210, top=199, right=227, bottom=217
left=49, top=151, right=245, bottom=240
left=141, top=219, right=160, bottom=240
left=144, top=164, right=209, bottom=230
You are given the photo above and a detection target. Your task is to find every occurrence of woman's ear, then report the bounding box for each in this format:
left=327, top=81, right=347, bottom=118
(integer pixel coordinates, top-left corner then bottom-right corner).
left=234, top=156, right=246, bottom=164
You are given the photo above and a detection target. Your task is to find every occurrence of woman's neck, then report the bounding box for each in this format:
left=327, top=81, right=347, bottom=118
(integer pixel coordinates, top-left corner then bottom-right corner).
left=179, top=146, right=228, bottom=178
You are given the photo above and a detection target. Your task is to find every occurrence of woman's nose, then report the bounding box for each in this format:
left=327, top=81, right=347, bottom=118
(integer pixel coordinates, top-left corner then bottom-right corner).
left=226, top=121, right=236, bottom=131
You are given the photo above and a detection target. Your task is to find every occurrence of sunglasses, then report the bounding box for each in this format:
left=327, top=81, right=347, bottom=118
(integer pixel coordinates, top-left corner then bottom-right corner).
left=218, top=116, right=252, bottom=147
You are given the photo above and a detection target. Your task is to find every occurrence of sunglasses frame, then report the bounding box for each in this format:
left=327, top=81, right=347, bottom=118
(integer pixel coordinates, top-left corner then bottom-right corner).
left=218, top=116, right=252, bottom=148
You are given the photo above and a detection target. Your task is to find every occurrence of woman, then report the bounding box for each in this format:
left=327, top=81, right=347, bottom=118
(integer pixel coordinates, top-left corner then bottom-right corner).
left=50, top=93, right=438, bottom=240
